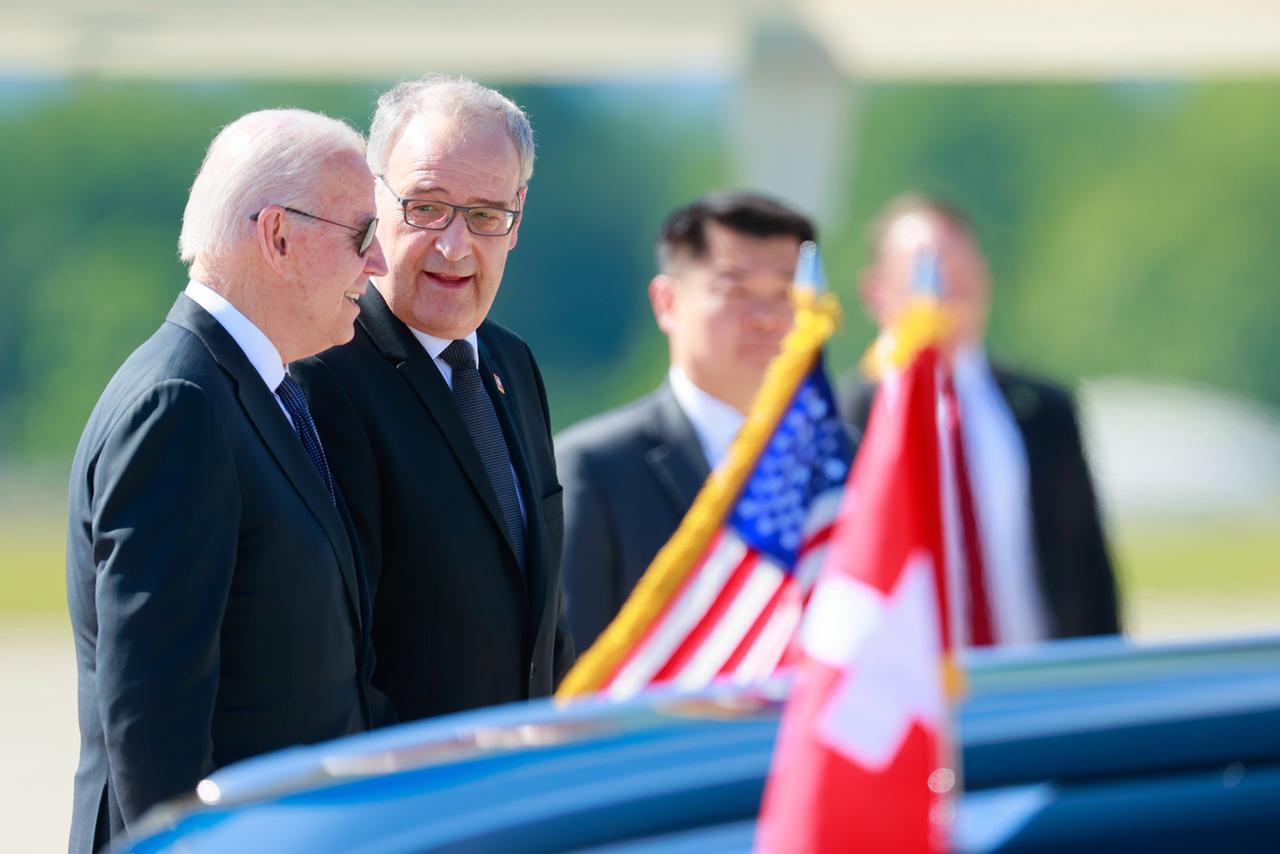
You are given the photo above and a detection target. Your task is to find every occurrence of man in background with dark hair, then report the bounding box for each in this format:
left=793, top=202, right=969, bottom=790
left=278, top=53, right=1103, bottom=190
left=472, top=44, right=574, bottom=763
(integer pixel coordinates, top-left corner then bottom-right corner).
left=839, top=193, right=1120, bottom=644
left=556, top=191, right=815, bottom=651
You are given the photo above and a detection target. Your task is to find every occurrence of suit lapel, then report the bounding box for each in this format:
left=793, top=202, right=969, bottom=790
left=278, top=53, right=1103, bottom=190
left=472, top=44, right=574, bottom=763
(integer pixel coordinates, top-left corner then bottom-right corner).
left=645, top=383, right=712, bottom=514
left=993, top=364, right=1043, bottom=428
left=993, top=363, right=1045, bottom=473
left=355, top=287, right=518, bottom=570
left=991, top=362, right=1059, bottom=609
left=166, top=295, right=361, bottom=626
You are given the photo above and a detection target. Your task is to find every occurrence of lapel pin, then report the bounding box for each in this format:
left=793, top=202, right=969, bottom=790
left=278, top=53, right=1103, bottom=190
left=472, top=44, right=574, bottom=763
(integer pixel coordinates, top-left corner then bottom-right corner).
left=493, top=372, right=506, bottom=394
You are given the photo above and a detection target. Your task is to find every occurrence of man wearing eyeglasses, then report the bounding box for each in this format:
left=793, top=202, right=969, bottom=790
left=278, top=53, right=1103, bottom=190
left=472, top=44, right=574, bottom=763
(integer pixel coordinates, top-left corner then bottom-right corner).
left=294, top=76, right=574, bottom=724
left=67, top=109, right=389, bottom=853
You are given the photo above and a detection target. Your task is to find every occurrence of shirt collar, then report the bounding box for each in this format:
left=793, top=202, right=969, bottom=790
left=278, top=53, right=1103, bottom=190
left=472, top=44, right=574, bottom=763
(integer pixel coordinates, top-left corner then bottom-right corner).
left=409, top=326, right=480, bottom=368
left=667, top=366, right=745, bottom=469
left=951, top=343, right=992, bottom=395
left=184, top=279, right=286, bottom=392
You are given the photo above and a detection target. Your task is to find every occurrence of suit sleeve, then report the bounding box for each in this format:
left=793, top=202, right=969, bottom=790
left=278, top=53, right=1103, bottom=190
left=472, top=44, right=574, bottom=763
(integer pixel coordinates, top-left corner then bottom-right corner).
left=1047, top=392, right=1122, bottom=636
left=293, top=356, right=397, bottom=724
left=294, top=356, right=384, bottom=593
left=556, top=441, right=622, bottom=653
left=91, top=380, right=237, bottom=823
left=524, top=341, right=577, bottom=684
left=550, top=589, right=576, bottom=689
left=836, top=373, right=876, bottom=436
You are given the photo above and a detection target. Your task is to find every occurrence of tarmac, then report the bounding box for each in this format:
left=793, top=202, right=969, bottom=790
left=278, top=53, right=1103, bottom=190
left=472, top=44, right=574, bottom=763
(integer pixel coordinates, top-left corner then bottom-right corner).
left=1, top=617, right=76, bottom=853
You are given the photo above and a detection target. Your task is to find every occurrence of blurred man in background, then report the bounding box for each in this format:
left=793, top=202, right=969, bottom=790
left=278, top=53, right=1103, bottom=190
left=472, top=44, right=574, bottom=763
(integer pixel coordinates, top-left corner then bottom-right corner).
left=295, top=76, right=573, bottom=724
left=556, top=192, right=815, bottom=651
left=67, top=109, right=387, bottom=852
left=839, top=194, right=1121, bottom=645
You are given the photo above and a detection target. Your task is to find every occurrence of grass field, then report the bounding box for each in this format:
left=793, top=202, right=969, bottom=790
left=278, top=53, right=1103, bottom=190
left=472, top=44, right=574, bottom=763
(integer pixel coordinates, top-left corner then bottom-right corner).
left=4, top=505, right=1278, bottom=638
left=1, top=513, right=67, bottom=617
left=1114, top=514, right=1280, bottom=638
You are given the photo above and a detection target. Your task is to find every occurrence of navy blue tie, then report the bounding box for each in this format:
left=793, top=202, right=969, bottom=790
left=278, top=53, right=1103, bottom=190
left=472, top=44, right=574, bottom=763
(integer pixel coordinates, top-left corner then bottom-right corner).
left=276, top=373, right=336, bottom=505
left=440, top=340, right=526, bottom=572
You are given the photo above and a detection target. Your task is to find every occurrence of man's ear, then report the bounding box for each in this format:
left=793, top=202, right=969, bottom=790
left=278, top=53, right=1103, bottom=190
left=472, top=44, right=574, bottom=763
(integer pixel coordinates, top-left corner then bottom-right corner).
left=507, top=185, right=528, bottom=251
left=648, top=273, right=680, bottom=336
left=254, top=206, right=292, bottom=275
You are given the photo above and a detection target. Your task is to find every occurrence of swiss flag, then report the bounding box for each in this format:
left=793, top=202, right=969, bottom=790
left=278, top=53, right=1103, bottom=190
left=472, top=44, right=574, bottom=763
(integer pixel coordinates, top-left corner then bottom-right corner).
left=756, top=345, right=953, bottom=853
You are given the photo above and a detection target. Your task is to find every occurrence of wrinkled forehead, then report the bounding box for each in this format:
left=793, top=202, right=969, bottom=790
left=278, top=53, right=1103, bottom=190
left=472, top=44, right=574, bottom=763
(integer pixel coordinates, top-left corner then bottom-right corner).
left=385, top=112, right=522, bottom=193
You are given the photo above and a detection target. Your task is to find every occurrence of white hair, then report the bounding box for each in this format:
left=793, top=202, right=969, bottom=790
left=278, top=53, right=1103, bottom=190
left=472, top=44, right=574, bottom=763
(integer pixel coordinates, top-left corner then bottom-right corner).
left=367, top=75, right=535, bottom=186
left=178, top=108, right=366, bottom=265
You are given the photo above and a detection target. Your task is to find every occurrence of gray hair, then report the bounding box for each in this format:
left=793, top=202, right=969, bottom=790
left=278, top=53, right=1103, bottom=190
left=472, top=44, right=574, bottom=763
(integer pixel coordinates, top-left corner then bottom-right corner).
left=367, top=75, right=535, bottom=186
left=178, top=108, right=366, bottom=265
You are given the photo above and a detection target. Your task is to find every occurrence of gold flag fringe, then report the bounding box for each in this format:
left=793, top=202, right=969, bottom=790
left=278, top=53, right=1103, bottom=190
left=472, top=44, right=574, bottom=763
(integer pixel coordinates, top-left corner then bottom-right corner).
left=556, top=289, right=842, bottom=700
left=859, top=296, right=951, bottom=380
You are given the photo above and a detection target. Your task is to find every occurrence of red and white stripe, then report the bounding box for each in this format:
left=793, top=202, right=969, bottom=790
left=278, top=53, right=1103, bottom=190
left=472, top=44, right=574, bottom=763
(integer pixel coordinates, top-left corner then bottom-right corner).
left=603, top=487, right=844, bottom=699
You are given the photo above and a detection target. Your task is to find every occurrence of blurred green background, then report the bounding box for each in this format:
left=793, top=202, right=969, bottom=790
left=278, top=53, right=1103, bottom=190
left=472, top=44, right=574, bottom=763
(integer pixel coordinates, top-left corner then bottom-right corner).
left=2, top=78, right=1278, bottom=633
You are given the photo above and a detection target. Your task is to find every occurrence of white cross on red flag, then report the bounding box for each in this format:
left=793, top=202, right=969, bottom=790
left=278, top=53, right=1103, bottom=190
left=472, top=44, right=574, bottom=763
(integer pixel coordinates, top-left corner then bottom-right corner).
left=756, top=342, right=954, bottom=854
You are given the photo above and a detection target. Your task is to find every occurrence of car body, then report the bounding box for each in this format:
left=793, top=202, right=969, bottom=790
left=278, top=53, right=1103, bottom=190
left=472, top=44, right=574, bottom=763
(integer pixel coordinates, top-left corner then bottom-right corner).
left=121, top=633, right=1280, bottom=852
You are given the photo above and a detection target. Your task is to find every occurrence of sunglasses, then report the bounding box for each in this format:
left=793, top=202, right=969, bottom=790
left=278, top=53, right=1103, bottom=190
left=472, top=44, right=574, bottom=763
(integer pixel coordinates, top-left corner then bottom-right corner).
left=250, top=207, right=378, bottom=257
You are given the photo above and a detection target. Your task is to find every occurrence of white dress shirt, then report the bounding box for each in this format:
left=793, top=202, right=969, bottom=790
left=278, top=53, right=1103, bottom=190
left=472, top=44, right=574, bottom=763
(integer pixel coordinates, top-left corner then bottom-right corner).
left=183, top=280, right=294, bottom=427
left=408, top=325, right=526, bottom=522
left=952, top=346, right=1049, bottom=645
left=667, top=366, right=746, bottom=469
left=408, top=327, right=481, bottom=388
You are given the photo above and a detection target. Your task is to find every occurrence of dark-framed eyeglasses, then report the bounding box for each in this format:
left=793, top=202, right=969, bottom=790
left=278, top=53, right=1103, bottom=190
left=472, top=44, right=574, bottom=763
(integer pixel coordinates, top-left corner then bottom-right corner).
left=378, top=175, right=520, bottom=237
left=250, top=207, right=379, bottom=257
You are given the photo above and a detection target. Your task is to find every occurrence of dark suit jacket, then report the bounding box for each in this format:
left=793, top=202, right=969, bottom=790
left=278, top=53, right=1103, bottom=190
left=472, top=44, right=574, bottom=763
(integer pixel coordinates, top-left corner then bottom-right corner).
left=293, top=285, right=573, bottom=724
left=66, top=295, right=375, bottom=853
left=555, top=383, right=712, bottom=651
left=837, top=363, right=1121, bottom=639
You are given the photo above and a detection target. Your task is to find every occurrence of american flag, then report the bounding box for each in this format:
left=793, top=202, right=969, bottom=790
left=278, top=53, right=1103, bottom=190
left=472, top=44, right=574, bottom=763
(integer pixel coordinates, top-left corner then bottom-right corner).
left=558, top=245, right=852, bottom=700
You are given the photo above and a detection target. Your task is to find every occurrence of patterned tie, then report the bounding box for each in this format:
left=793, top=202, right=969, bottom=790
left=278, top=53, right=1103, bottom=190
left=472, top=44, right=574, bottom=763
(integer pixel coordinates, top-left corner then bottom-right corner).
left=942, top=375, right=995, bottom=646
left=276, top=373, right=336, bottom=505
left=440, top=339, right=526, bottom=572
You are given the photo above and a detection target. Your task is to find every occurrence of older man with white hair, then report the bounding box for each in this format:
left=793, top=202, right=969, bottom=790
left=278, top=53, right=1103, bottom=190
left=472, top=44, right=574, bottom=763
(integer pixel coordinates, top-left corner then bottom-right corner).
left=66, top=108, right=388, bottom=852
left=295, top=75, right=573, bottom=725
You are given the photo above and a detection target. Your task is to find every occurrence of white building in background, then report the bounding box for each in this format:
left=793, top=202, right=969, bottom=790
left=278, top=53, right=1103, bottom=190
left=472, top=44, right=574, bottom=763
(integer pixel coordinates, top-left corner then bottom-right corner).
left=1080, top=378, right=1280, bottom=524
